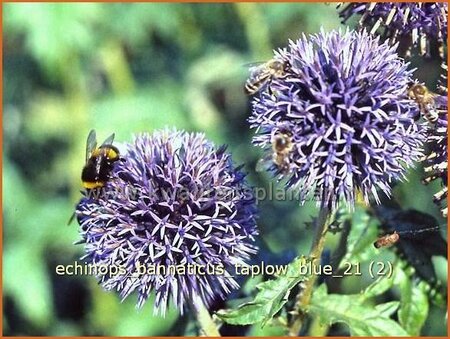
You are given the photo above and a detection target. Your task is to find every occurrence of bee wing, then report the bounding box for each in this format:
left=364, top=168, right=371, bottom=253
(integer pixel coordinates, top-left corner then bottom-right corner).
left=86, top=129, right=97, bottom=162
left=244, top=62, right=266, bottom=75
left=255, top=154, right=273, bottom=173
left=101, top=133, right=115, bottom=146
left=243, top=61, right=266, bottom=68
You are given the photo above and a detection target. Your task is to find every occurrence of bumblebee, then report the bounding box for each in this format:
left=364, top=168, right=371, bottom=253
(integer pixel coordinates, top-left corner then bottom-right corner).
left=245, top=59, right=290, bottom=95
left=68, top=130, right=120, bottom=225
left=81, top=129, right=120, bottom=189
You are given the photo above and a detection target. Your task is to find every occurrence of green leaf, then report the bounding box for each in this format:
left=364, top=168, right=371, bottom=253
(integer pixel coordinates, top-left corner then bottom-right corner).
left=396, top=267, right=429, bottom=335
left=310, top=285, right=409, bottom=336
left=216, top=257, right=309, bottom=326
left=339, top=206, right=379, bottom=269
left=374, top=301, right=400, bottom=317
left=360, top=275, right=395, bottom=301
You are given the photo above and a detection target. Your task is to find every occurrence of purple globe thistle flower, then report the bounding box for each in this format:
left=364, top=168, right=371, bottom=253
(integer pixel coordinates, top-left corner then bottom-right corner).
left=422, top=68, right=448, bottom=217
left=76, top=130, right=258, bottom=315
left=249, top=29, right=425, bottom=209
left=338, top=2, right=448, bottom=57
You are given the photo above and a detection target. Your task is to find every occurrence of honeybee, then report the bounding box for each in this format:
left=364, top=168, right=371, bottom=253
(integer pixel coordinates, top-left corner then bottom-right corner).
left=407, top=83, right=439, bottom=123
left=245, top=59, right=290, bottom=95
left=373, top=232, right=400, bottom=249
left=82, top=129, right=121, bottom=190
left=256, top=131, right=293, bottom=173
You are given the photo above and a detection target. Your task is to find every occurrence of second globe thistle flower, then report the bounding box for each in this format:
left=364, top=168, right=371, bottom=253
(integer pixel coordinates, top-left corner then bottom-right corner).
left=76, top=130, right=258, bottom=316
left=338, top=2, right=448, bottom=57
left=339, top=2, right=448, bottom=57
left=422, top=66, right=448, bottom=217
left=249, top=29, right=425, bottom=209
left=422, top=104, right=448, bottom=217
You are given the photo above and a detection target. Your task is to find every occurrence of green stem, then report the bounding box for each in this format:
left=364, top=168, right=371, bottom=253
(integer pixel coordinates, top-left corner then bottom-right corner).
left=190, top=294, right=221, bottom=337
left=288, top=206, right=333, bottom=336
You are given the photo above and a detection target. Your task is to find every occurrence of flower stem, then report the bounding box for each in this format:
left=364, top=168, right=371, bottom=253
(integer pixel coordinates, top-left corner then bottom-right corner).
left=191, top=294, right=221, bottom=337
left=288, top=206, right=333, bottom=336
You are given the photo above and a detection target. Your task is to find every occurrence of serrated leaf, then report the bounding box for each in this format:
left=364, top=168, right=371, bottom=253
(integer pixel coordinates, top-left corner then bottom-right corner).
left=360, top=275, right=395, bottom=300
left=396, top=268, right=429, bottom=335
left=216, top=257, right=309, bottom=326
left=374, top=301, right=400, bottom=317
left=310, top=285, right=409, bottom=336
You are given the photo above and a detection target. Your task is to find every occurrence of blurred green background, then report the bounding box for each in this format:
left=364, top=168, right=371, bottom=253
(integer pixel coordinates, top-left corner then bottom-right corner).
left=3, top=3, right=446, bottom=336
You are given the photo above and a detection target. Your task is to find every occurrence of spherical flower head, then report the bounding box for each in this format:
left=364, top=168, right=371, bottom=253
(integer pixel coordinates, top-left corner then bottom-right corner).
left=422, top=82, right=448, bottom=217
left=76, top=130, right=258, bottom=316
left=249, top=29, right=425, bottom=209
left=338, top=3, right=448, bottom=57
